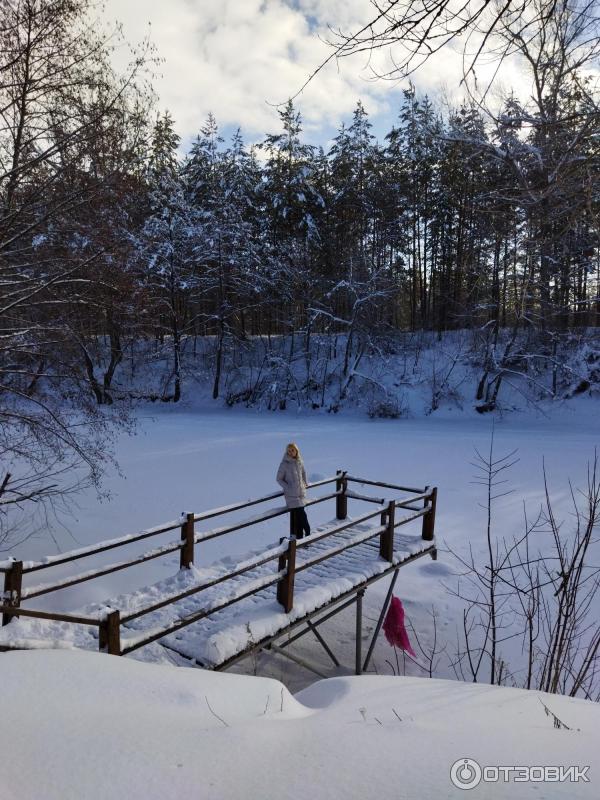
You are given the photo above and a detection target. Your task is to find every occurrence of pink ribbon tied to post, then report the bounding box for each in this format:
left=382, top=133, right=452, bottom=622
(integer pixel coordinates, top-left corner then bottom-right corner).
left=383, top=596, right=416, bottom=657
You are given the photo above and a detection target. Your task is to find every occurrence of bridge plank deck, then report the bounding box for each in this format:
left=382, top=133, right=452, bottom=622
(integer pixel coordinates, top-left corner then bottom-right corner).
left=0, top=517, right=433, bottom=666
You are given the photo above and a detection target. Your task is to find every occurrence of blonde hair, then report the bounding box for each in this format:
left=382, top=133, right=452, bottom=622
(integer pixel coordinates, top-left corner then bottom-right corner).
left=286, top=442, right=301, bottom=458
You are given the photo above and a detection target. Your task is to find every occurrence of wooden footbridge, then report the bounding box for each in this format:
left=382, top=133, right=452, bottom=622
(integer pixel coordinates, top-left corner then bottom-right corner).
left=0, top=473, right=437, bottom=677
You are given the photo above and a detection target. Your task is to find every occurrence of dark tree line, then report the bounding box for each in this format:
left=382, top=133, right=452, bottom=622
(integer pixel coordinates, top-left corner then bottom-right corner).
left=133, top=82, right=598, bottom=403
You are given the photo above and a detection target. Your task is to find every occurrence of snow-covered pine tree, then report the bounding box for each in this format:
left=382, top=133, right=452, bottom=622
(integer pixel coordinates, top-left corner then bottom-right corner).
left=141, top=112, right=196, bottom=402
left=183, top=119, right=267, bottom=398
left=260, top=100, right=325, bottom=407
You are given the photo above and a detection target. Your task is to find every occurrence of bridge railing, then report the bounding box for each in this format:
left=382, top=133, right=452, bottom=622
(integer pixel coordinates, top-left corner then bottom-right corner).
left=0, top=472, right=437, bottom=657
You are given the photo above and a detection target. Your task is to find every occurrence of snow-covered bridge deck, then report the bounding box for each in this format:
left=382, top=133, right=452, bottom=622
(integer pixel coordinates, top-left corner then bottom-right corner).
left=0, top=474, right=437, bottom=674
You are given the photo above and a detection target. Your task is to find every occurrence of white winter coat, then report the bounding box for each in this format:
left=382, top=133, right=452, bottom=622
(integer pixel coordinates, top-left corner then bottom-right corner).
left=276, top=454, right=308, bottom=508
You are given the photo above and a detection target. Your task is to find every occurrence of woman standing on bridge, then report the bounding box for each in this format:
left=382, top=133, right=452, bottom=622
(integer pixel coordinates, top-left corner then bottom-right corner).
left=276, top=443, right=311, bottom=538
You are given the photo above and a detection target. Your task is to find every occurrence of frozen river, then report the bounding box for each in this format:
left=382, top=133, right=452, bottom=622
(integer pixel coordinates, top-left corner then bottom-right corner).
left=5, top=401, right=599, bottom=688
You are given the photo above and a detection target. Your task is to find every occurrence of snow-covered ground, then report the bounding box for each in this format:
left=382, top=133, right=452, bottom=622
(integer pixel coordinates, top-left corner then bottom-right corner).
left=3, top=398, right=599, bottom=690
left=2, top=394, right=599, bottom=799
left=1, top=650, right=598, bottom=800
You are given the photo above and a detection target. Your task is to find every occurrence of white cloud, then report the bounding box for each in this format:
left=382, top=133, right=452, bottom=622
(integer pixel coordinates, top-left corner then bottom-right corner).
left=103, top=1, right=415, bottom=142
left=102, top=0, right=522, bottom=145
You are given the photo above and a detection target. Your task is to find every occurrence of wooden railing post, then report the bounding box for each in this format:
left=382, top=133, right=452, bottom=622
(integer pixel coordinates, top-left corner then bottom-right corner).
left=336, top=469, right=348, bottom=520
left=2, top=560, right=23, bottom=626
left=99, top=609, right=121, bottom=655
left=422, top=486, right=437, bottom=542
left=276, top=537, right=297, bottom=613
left=180, top=512, right=195, bottom=569
left=379, top=501, right=395, bottom=562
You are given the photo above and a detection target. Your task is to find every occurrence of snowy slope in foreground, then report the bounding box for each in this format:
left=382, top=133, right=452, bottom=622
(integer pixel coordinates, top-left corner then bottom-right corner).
left=1, top=651, right=598, bottom=800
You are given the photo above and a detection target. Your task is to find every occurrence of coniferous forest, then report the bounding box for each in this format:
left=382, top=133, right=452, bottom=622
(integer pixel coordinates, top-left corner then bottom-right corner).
left=1, top=0, right=599, bottom=523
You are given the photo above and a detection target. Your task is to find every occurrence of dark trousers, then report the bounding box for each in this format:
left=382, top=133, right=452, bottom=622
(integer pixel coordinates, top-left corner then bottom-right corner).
left=290, top=507, right=311, bottom=539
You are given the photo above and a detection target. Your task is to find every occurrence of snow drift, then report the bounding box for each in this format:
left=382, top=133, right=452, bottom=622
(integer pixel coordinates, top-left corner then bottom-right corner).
left=1, top=650, right=598, bottom=799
